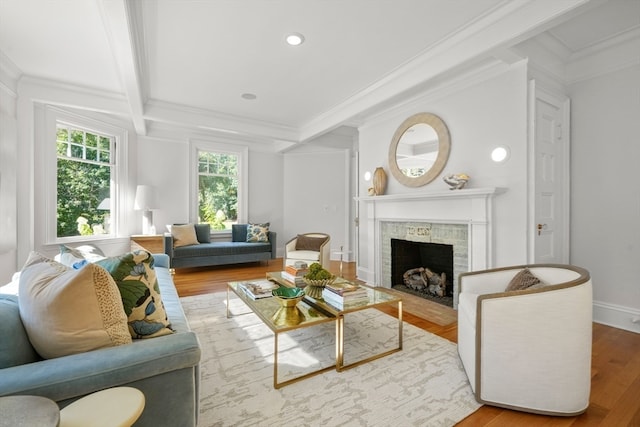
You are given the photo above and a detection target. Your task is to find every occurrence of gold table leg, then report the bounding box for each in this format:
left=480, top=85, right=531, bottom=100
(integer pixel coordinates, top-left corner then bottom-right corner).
left=273, top=322, right=338, bottom=389
left=336, top=299, right=403, bottom=372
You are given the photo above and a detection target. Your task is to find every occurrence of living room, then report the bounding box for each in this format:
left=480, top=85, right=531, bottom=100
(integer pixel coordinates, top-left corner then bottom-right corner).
left=1, top=0, right=638, bottom=333
left=0, top=0, right=639, bottom=425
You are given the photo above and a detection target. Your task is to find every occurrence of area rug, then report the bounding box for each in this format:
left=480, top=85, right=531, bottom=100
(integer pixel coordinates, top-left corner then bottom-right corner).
left=181, top=292, right=481, bottom=427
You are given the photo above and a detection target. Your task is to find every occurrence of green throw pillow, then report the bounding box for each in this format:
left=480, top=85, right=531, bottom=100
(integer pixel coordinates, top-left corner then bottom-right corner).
left=246, top=222, right=270, bottom=243
left=97, top=251, right=173, bottom=339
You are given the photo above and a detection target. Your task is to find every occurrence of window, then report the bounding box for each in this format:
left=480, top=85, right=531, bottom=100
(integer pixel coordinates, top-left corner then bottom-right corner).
left=42, top=106, right=128, bottom=244
left=56, top=123, right=114, bottom=237
left=190, top=140, right=247, bottom=231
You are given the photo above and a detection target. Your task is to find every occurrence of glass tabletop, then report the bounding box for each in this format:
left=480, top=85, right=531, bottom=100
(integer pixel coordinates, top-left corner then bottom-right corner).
left=227, top=281, right=335, bottom=332
left=265, top=271, right=401, bottom=316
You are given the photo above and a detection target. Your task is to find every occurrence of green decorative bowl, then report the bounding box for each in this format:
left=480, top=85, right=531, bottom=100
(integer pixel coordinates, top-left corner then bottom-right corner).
left=272, top=287, right=305, bottom=307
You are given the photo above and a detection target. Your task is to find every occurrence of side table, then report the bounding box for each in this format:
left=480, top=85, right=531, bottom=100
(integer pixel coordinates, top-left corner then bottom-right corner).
left=59, top=387, right=145, bottom=427
left=0, top=395, right=60, bottom=427
left=130, top=234, right=164, bottom=254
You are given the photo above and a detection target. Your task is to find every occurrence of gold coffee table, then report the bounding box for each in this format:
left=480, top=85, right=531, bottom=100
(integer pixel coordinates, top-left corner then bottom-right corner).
left=267, top=271, right=403, bottom=372
left=227, top=274, right=403, bottom=388
left=227, top=281, right=336, bottom=389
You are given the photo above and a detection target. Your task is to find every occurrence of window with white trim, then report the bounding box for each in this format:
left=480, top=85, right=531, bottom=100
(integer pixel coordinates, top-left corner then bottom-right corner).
left=44, top=106, right=128, bottom=243
left=190, top=140, right=247, bottom=230
left=56, top=123, right=114, bottom=237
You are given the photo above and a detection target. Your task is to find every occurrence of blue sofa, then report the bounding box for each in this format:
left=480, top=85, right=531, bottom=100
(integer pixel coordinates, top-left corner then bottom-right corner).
left=165, top=223, right=277, bottom=269
left=0, top=254, right=201, bottom=427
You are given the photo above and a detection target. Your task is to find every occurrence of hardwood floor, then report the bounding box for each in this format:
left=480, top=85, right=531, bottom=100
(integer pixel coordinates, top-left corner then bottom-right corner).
left=172, top=258, right=640, bottom=426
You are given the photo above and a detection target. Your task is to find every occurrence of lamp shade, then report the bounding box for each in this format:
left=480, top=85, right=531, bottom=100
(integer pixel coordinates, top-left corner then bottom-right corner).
left=134, top=185, right=157, bottom=211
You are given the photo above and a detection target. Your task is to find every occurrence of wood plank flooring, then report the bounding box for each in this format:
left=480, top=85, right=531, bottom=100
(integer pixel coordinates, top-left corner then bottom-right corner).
left=172, top=258, right=640, bottom=426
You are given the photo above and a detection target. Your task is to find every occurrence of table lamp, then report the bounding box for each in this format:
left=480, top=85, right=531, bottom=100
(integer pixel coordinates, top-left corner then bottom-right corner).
left=134, top=185, right=157, bottom=235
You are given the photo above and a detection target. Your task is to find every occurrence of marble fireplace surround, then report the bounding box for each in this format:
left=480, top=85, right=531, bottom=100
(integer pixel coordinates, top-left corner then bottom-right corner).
left=358, top=187, right=505, bottom=308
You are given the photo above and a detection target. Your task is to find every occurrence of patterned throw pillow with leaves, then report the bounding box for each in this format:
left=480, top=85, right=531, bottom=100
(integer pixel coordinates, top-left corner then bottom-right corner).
left=246, top=222, right=270, bottom=243
left=97, top=251, right=173, bottom=339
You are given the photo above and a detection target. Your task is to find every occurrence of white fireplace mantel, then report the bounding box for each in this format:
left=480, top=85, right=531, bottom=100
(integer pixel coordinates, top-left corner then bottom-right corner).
left=356, top=187, right=506, bottom=306
left=356, top=187, right=506, bottom=204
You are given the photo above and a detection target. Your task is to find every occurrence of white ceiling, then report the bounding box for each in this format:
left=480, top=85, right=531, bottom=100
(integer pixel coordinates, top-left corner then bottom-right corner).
left=0, top=0, right=638, bottom=148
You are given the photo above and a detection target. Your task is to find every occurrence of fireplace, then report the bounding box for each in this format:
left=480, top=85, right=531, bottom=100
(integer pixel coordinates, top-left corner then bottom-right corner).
left=357, top=187, right=504, bottom=309
left=391, top=239, right=454, bottom=307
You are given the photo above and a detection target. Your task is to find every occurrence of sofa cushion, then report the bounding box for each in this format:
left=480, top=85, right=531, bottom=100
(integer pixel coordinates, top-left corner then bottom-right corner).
left=246, top=222, right=270, bottom=242
left=0, top=294, right=40, bottom=368
left=172, top=224, right=200, bottom=248
left=18, top=252, right=132, bottom=359
left=172, top=242, right=272, bottom=258
left=55, top=244, right=106, bottom=268
left=194, top=223, right=211, bottom=243
left=295, top=234, right=326, bottom=251
left=285, top=250, right=321, bottom=263
left=231, top=224, right=248, bottom=242
left=97, top=251, right=174, bottom=339
left=505, top=268, right=544, bottom=292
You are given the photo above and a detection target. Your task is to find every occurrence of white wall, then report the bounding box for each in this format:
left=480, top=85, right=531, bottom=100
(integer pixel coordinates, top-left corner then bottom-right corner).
left=137, top=136, right=285, bottom=246
left=1, top=77, right=287, bottom=274
left=137, top=136, right=190, bottom=231
left=357, top=61, right=530, bottom=276
left=570, top=64, right=640, bottom=332
left=0, top=72, right=18, bottom=284
left=247, top=150, right=284, bottom=247
left=283, top=146, right=350, bottom=260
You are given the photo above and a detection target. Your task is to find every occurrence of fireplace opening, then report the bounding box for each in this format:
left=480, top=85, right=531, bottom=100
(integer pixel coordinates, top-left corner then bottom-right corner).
left=390, top=238, right=454, bottom=307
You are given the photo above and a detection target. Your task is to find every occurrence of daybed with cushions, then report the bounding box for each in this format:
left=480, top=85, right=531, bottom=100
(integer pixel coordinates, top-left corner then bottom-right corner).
left=164, top=223, right=276, bottom=269
left=457, top=264, right=592, bottom=416
left=0, top=247, right=201, bottom=427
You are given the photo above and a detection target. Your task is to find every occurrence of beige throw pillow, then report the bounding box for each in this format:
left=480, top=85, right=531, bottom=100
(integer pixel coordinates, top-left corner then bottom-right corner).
left=505, top=268, right=544, bottom=292
left=172, top=224, right=200, bottom=248
left=18, top=252, right=131, bottom=359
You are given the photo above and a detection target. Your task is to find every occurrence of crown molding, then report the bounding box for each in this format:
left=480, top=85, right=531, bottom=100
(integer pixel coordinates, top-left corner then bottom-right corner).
left=144, top=98, right=299, bottom=145
left=0, top=52, right=21, bottom=98
left=297, top=0, right=591, bottom=143
left=566, top=28, right=640, bottom=84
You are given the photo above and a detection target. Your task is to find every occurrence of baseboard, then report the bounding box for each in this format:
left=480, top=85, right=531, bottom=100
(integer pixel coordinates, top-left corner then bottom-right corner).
left=356, top=266, right=374, bottom=284
left=593, top=300, right=640, bottom=334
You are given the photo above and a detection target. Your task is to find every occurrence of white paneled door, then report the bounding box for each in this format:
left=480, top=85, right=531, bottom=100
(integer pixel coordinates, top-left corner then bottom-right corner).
left=531, top=83, right=570, bottom=264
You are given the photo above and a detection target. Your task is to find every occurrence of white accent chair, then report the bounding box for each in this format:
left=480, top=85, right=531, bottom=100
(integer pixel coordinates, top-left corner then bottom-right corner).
left=284, top=233, right=331, bottom=269
left=457, top=264, right=592, bottom=416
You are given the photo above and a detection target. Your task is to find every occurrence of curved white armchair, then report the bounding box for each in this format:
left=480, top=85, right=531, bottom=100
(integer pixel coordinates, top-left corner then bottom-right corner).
left=284, top=233, right=331, bottom=269
left=457, top=264, right=592, bottom=416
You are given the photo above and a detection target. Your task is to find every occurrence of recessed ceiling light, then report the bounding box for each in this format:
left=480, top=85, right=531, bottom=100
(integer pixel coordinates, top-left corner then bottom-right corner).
left=241, top=93, right=257, bottom=100
left=285, top=33, right=305, bottom=46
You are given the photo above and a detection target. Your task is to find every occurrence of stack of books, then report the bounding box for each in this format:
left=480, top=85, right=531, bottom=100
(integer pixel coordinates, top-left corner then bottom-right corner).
left=281, top=264, right=309, bottom=287
left=239, top=280, right=279, bottom=300
left=322, top=281, right=369, bottom=309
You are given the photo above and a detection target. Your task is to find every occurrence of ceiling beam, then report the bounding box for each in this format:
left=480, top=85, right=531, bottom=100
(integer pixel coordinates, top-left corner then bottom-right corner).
left=98, top=0, right=147, bottom=135
left=297, top=0, right=594, bottom=142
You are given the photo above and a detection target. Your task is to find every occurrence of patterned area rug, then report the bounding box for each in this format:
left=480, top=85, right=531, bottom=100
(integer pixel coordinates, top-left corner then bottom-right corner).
left=181, top=292, right=481, bottom=427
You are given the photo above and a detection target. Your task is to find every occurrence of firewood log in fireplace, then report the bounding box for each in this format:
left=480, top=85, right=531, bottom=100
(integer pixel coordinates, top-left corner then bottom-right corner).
left=402, top=267, right=446, bottom=297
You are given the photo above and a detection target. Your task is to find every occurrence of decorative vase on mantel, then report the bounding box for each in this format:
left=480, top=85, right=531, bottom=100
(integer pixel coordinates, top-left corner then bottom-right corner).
left=373, top=167, right=387, bottom=196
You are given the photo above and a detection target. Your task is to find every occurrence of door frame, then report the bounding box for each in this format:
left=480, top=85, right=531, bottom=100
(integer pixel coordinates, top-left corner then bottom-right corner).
left=527, top=80, right=571, bottom=263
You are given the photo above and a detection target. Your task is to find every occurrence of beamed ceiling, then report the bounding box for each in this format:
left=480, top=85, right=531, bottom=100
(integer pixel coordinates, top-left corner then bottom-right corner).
left=0, top=0, right=638, bottom=150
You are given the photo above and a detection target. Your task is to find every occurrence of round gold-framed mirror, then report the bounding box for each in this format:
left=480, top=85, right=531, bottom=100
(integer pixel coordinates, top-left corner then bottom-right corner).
left=388, top=112, right=450, bottom=187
